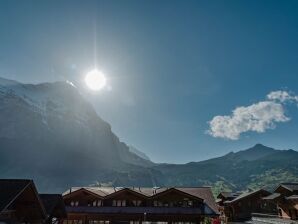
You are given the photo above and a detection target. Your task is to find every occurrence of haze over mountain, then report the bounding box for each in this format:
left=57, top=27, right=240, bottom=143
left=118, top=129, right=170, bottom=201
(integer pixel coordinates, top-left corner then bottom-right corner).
left=0, top=78, right=297, bottom=194
left=0, top=78, right=159, bottom=191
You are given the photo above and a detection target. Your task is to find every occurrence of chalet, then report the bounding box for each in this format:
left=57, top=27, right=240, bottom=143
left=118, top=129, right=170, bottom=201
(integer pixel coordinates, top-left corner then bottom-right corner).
left=216, top=191, right=241, bottom=222
left=0, top=179, right=46, bottom=224
left=263, top=183, right=298, bottom=220
left=216, top=192, right=241, bottom=207
left=62, top=187, right=219, bottom=224
left=39, top=194, right=67, bottom=224
left=218, top=189, right=275, bottom=222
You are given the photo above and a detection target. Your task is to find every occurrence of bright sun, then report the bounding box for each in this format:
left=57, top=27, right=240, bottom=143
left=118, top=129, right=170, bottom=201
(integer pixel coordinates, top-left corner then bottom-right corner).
left=85, top=69, right=107, bottom=91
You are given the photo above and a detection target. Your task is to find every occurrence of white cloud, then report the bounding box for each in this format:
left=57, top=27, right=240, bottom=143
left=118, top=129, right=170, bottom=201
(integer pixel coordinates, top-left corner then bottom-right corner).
left=267, top=90, right=298, bottom=102
left=207, top=97, right=292, bottom=140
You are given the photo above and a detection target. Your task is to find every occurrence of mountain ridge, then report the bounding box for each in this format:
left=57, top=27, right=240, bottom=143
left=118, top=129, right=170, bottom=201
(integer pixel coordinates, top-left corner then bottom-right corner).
left=0, top=77, right=297, bottom=194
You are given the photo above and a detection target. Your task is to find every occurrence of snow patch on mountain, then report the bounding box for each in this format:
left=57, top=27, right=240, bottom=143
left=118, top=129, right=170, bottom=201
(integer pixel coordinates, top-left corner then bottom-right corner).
left=0, top=77, right=81, bottom=126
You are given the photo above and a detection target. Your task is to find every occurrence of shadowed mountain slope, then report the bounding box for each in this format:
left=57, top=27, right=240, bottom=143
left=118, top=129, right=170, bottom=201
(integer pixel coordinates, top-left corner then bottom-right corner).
left=0, top=78, right=297, bottom=194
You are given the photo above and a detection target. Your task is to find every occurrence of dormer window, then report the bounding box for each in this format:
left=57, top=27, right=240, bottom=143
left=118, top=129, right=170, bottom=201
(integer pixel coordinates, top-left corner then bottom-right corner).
left=70, top=201, right=79, bottom=207
left=93, top=200, right=102, bottom=207
left=132, top=200, right=142, bottom=206
left=113, top=200, right=126, bottom=207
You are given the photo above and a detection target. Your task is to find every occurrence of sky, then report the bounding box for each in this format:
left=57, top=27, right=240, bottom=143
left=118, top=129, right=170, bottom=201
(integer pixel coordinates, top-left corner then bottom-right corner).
left=1, top=0, right=298, bottom=163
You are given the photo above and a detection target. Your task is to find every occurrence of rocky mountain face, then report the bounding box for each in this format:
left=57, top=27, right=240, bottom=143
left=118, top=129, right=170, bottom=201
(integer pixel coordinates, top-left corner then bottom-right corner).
left=129, top=145, right=151, bottom=162
left=0, top=78, right=159, bottom=192
left=0, top=77, right=297, bottom=194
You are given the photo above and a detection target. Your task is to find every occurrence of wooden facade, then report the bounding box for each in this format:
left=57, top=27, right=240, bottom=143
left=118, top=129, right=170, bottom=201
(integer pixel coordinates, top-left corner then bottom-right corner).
left=0, top=179, right=66, bottom=224
left=40, top=194, right=67, bottom=224
left=217, top=189, right=276, bottom=222
left=62, top=187, right=219, bottom=224
left=263, top=183, right=298, bottom=220
left=0, top=179, right=46, bottom=224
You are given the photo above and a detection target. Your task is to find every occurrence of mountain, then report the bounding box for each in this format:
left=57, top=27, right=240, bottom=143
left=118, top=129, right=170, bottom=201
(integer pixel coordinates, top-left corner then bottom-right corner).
left=0, top=78, right=160, bottom=192
left=223, top=144, right=280, bottom=161
left=0, top=77, right=297, bottom=194
left=129, top=145, right=151, bottom=161
left=153, top=144, right=298, bottom=195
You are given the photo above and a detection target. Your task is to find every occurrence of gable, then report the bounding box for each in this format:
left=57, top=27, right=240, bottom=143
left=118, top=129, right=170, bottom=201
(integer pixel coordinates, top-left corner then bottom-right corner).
left=0, top=179, right=31, bottom=212
left=151, top=188, right=204, bottom=202
left=275, top=185, right=293, bottom=195
left=104, top=188, right=148, bottom=200
left=63, top=188, right=103, bottom=201
left=4, top=181, right=47, bottom=221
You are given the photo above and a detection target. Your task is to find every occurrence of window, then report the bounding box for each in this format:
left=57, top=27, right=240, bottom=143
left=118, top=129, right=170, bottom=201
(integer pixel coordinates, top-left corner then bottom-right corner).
left=93, top=200, right=102, bottom=207
left=113, top=200, right=126, bottom=207
left=278, top=208, right=282, bottom=217
left=133, top=200, right=142, bottom=206
left=130, top=221, right=139, bottom=224
left=89, top=221, right=109, bottom=224
left=70, top=201, right=79, bottom=207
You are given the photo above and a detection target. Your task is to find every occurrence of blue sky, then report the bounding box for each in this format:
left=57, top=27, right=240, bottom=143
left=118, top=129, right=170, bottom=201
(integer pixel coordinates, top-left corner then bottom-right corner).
left=1, top=0, right=298, bottom=163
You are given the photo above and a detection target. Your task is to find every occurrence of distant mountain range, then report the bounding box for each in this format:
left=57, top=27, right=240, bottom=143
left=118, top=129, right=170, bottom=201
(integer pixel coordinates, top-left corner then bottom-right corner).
left=0, top=77, right=297, bottom=194
left=154, top=144, right=298, bottom=195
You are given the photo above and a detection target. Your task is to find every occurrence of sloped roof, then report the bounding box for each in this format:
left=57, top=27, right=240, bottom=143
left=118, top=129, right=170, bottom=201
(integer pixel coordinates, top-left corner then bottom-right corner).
left=217, top=192, right=241, bottom=199
left=286, top=195, right=298, bottom=200
left=218, top=192, right=232, bottom=198
left=0, top=179, right=47, bottom=219
left=263, top=193, right=281, bottom=200
left=276, top=183, right=298, bottom=192
left=63, top=186, right=218, bottom=215
left=224, top=189, right=270, bottom=204
left=0, top=179, right=32, bottom=212
left=39, top=194, right=67, bottom=218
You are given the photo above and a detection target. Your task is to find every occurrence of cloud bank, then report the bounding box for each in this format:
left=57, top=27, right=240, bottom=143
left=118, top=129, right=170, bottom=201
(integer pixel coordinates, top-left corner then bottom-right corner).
left=207, top=90, right=297, bottom=140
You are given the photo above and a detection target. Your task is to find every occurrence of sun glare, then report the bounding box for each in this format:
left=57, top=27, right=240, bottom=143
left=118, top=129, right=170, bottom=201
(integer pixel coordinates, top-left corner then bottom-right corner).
left=85, top=69, right=107, bottom=91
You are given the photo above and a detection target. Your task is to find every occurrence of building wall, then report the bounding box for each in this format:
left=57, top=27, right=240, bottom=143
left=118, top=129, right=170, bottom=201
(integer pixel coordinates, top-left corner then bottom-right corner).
left=278, top=201, right=298, bottom=220
left=226, top=192, right=276, bottom=222
left=62, top=189, right=213, bottom=224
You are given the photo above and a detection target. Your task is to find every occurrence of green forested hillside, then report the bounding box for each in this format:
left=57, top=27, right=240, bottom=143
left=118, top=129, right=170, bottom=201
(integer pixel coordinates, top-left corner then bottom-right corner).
left=153, top=144, right=298, bottom=195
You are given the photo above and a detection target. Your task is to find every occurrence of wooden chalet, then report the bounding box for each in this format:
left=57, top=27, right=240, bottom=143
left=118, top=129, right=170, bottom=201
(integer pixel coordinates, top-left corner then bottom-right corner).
left=216, top=191, right=241, bottom=222
left=218, top=189, right=276, bottom=222
left=0, top=179, right=46, bottom=224
left=62, top=187, right=219, bottom=224
left=39, top=194, right=67, bottom=224
left=263, top=183, right=298, bottom=220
